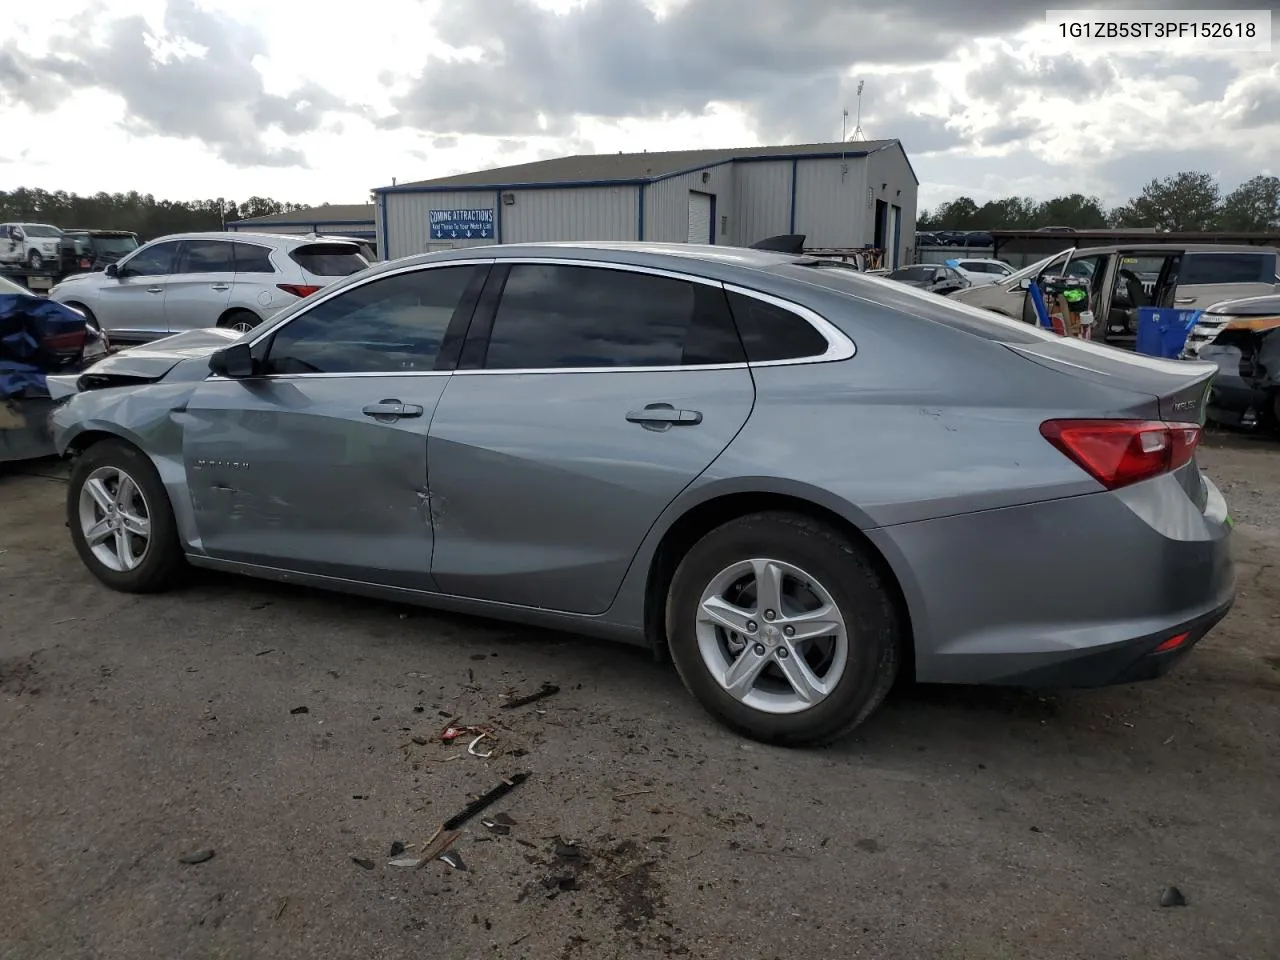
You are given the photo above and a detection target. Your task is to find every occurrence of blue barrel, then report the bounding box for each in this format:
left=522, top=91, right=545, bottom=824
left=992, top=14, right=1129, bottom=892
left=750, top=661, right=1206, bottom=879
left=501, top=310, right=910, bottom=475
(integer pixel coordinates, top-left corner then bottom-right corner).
left=1135, top=308, right=1202, bottom=358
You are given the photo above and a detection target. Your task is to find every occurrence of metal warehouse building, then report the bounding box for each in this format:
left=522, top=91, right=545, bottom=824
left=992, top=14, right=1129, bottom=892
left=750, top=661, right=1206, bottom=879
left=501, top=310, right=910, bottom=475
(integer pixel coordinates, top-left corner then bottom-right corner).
left=373, top=140, right=917, bottom=267
left=227, top=203, right=377, bottom=247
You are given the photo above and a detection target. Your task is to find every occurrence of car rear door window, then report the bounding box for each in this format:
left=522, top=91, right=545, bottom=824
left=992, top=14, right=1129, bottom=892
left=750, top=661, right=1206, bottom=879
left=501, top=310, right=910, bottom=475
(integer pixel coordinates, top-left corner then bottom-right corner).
left=232, top=242, right=275, bottom=273
left=1181, top=253, right=1276, bottom=285
left=481, top=263, right=745, bottom=370
left=725, top=291, right=830, bottom=362
left=122, top=241, right=180, bottom=276
left=177, top=239, right=235, bottom=274
left=289, top=242, right=368, bottom=277
left=264, top=265, right=482, bottom=374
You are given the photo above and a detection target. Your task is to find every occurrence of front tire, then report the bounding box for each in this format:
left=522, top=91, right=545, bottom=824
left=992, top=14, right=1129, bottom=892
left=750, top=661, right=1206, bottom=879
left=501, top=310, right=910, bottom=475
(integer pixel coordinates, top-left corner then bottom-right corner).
left=67, top=440, right=185, bottom=593
left=28, top=250, right=43, bottom=270
left=666, top=511, right=901, bottom=746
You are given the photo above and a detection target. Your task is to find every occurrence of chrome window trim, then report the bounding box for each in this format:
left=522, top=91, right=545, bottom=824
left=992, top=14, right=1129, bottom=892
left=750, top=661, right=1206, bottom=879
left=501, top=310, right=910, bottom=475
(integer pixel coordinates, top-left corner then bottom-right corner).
left=211, top=254, right=855, bottom=381
left=453, top=258, right=855, bottom=376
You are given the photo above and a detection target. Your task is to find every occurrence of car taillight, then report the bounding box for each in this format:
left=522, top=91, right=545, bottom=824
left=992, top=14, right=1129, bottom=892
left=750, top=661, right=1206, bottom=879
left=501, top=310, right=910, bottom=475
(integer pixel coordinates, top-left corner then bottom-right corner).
left=1039, top=419, right=1201, bottom=490
left=277, top=283, right=322, bottom=298
left=43, top=329, right=88, bottom=354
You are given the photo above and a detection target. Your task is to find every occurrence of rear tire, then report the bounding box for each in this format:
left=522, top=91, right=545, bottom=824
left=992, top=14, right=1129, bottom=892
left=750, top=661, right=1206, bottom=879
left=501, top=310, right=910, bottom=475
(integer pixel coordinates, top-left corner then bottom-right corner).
left=665, top=511, right=901, bottom=746
left=218, top=309, right=261, bottom=334
left=67, top=439, right=185, bottom=593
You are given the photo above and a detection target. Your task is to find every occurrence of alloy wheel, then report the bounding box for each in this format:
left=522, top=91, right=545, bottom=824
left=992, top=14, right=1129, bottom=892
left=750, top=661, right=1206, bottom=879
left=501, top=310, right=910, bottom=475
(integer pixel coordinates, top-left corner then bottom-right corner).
left=695, top=558, right=849, bottom=715
left=78, top=466, right=152, bottom=572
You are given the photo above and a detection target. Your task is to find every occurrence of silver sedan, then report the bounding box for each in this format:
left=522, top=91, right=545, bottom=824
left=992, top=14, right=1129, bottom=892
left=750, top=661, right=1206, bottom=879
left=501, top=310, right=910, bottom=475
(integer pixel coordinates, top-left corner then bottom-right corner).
left=48, top=242, right=1235, bottom=745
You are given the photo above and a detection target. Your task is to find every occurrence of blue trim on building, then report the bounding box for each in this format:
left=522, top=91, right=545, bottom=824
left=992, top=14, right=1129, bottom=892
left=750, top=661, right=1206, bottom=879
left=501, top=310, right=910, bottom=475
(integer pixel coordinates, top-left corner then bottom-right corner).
left=788, top=158, right=798, bottom=234
left=637, top=183, right=646, bottom=241
left=378, top=193, right=389, bottom=259
left=494, top=189, right=504, bottom=243
left=708, top=193, right=717, bottom=244
left=372, top=149, right=877, bottom=195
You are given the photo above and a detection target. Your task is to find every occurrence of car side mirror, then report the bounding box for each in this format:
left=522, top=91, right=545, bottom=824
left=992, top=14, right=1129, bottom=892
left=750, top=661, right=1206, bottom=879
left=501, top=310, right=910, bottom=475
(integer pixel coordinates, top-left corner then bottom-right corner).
left=209, top=343, right=256, bottom=378
left=1018, top=278, right=1032, bottom=290
left=104, top=263, right=119, bottom=278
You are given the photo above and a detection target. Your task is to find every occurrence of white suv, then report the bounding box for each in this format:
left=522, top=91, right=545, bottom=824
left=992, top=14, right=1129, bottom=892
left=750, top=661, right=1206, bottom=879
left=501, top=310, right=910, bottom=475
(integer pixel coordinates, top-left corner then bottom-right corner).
left=1, top=222, right=64, bottom=270
left=49, top=232, right=370, bottom=343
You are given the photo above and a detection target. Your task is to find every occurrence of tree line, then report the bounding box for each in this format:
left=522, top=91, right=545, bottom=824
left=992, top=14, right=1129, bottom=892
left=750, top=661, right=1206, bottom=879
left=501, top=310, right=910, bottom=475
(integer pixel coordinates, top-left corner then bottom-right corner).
left=918, top=172, right=1280, bottom=233
left=0, top=188, right=313, bottom=240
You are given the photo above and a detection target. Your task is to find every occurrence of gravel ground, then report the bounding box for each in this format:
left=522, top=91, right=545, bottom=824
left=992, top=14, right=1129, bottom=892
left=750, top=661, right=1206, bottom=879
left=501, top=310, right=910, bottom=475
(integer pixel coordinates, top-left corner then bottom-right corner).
left=1, top=433, right=1278, bottom=960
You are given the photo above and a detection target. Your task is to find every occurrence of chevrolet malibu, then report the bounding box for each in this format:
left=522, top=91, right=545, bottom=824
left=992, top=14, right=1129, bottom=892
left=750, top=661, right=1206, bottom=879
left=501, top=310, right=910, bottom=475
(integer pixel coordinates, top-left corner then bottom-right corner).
left=48, top=242, right=1235, bottom=745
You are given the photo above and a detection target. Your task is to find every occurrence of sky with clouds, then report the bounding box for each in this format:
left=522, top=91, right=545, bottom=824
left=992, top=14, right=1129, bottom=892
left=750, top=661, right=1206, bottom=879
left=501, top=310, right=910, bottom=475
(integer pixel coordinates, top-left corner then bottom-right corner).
left=1, top=0, right=1278, bottom=214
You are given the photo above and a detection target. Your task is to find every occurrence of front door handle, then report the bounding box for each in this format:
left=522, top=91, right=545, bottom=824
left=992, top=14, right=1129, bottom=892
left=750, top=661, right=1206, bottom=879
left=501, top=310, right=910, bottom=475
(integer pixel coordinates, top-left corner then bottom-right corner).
left=626, top=402, right=703, bottom=430
left=362, top=400, right=424, bottom=420
left=1174, top=297, right=1196, bottom=305
left=146, top=286, right=163, bottom=294
left=211, top=283, right=230, bottom=291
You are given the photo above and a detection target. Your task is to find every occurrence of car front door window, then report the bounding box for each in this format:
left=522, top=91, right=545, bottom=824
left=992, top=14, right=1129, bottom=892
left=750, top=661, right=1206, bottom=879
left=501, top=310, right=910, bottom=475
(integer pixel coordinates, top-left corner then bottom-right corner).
left=94, top=240, right=181, bottom=339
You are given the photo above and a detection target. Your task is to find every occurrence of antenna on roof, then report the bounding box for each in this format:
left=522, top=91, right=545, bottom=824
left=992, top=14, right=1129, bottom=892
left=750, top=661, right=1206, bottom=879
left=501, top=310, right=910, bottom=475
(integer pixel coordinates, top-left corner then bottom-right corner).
left=850, top=81, right=865, bottom=141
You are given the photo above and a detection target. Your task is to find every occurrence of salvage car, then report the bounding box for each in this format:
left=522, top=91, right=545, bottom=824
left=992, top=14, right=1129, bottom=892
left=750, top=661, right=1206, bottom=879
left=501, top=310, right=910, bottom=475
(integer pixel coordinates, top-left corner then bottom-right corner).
left=49, top=242, right=1235, bottom=745
left=885, top=263, right=970, bottom=295
left=1193, top=294, right=1280, bottom=431
left=0, top=222, right=64, bottom=270
left=59, top=229, right=140, bottom=276
left=49, top=231, right=369, bottom=343
left=950, top=244, right=1280, bottom=348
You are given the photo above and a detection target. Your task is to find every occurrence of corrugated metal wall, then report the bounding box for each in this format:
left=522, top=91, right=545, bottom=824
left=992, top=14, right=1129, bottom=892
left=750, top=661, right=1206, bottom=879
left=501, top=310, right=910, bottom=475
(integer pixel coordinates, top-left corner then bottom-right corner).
left=793, top=158, right=865, bottom=248
left=384, top=190, right=498, bottom=259
left=501, top=186, right=638, bottom=244
left=644, top=163, right=734, bottom=243
left=864, top=145, right=918, bottom=265
left=732, top=162, right=791, bottom=246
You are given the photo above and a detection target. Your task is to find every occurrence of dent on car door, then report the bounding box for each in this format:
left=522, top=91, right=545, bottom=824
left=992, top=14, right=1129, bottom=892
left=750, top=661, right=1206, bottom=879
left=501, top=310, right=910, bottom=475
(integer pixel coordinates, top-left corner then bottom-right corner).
left=425, top=261, right=756, bottom=615
left=180, top=262, right=488, bottom=587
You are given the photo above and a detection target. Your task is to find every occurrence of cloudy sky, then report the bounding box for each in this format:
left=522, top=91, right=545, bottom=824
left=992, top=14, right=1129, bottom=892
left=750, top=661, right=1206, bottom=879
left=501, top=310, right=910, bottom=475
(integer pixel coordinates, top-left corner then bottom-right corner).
left=2, top=0, right=1278, bottom=214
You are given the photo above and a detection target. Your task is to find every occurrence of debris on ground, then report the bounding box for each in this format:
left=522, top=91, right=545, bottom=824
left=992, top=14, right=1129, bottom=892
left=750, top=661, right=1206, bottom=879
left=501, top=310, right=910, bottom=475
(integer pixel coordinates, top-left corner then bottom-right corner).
left=439, top=850, right=468, bottom=871
left=501, top=682, right=560, bottom=709
left=482, top=812, right=517, bottom=835
left=178, top=849, right=215, bottom=865
left=289, top=706, right=309, bottom=715
left=351, top=856, right=375, bottom=870
left=439, top=722, right=488, bottom=743
left=1160, top=885, right=1188, bottom=907
left=273, top=896, right=289, bottom=921
left=411, top=736, right=429, bottom=746
left=467, top=733, right=494, bottom=758
left=443, top=772, right=529, bottom=831
left=388, top=841, right=405, bottom=857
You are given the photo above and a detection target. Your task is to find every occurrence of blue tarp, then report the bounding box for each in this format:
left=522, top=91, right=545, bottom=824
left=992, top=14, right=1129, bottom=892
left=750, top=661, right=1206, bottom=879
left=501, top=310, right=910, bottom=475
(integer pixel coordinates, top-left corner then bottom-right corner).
left=0, top=293, right=88, bottom=400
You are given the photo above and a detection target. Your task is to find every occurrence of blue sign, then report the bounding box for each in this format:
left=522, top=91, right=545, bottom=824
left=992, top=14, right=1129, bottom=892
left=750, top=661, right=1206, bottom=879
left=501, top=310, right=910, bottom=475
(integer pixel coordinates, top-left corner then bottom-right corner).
left=429, top=208, right=495, bottom=240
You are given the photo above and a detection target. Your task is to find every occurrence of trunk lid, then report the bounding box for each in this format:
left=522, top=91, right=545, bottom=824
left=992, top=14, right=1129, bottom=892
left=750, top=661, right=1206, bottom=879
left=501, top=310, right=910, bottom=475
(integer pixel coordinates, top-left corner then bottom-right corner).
left=1010, top=339, right=1216, bottom=508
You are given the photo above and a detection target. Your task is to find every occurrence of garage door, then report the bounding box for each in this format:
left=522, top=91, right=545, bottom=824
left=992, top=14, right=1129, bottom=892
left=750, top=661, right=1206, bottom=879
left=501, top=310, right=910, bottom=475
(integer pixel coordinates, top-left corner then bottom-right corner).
left=687, top=192, right=712, bottom=244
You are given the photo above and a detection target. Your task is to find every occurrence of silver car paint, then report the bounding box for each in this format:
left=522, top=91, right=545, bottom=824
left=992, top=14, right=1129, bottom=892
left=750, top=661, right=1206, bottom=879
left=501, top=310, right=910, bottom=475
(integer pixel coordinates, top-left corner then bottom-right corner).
left=51, top=242, right=1234, bottom=683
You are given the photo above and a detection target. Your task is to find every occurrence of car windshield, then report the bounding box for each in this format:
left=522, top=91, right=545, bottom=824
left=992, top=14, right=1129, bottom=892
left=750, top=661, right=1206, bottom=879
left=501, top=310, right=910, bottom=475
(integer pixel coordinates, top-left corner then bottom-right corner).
left=21, top=225, right=63, bottom=238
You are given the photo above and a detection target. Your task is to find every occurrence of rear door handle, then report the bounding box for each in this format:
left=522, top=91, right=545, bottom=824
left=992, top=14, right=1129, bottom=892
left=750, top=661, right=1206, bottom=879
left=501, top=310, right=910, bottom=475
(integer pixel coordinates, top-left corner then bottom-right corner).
left=211, top=283, right=230, bottom=291
left=362, top=400, right=424, bottom=420
left=1174, top=297, right=1196, bottom=305
left=146, top=286, right=163, bottom=294
left=626, top=402, right=703, bottom=429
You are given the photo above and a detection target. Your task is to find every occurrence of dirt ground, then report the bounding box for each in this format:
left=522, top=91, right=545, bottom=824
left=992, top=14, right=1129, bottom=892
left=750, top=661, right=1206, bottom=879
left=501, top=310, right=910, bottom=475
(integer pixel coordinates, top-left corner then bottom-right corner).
left=2, top=431, right=1278, bottom=960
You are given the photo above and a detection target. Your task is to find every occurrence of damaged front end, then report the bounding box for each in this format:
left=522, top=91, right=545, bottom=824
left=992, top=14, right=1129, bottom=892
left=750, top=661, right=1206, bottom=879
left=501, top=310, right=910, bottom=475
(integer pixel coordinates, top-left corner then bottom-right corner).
left=1200, top=314, right=1280, bottom=431
left=0, top=292, right=109, bottom=463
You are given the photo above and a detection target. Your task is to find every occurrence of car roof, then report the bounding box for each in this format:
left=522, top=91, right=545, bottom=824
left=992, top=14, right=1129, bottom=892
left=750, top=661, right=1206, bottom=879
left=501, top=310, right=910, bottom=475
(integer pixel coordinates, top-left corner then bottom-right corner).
left=1071, top=243, right=1277, bottom=256
left=142, top=231, right=362, bottom=246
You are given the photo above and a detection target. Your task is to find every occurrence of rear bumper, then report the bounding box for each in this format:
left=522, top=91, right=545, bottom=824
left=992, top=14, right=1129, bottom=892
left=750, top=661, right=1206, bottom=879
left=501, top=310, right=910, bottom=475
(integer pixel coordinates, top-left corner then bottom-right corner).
left=985, top=595, right=1233, bottom=688
left=868, top=472, right=1236, bottom=688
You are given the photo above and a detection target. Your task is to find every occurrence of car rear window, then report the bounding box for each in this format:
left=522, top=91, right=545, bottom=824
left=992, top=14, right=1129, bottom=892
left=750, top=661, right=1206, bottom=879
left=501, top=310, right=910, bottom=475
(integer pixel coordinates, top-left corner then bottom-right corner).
left=1181, top=252, right=1277, bottom=285
left=289, top=243, right=369, bottom=277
